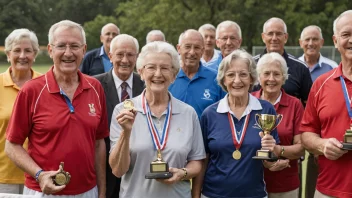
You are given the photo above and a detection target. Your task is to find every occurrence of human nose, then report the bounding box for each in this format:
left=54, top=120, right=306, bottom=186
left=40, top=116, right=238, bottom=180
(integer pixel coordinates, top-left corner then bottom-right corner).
left=308, top=39, right=313, bottom=45
left=233, top=73, right=241, bottom=82
left=268, top=73, right=275, bottom=80
left=19, top=51, right=26, bottom=58
left=226, top=38, right=232, bottom=45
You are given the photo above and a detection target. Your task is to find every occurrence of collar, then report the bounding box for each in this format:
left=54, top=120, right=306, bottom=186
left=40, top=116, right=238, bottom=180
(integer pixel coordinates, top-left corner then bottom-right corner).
left=299, top=53, right=324, bottom=68
left=177, top=62, right=207, bottom=79
left=99, top=46, right=108, bottom=57
left=217, top=93, right=263, bottom=119
left=131, top=91, right=182, bottom=115
left=112, top=68, right=133, bottom=89
left=253, top=88, right=289, bottom=107
left=3, top=67, right=41, bottom=89
left=262, top=48, right=289, bottom=61
left=45, top=66, right=91, bottom=93
left=332, top=63, right=343, bottom=79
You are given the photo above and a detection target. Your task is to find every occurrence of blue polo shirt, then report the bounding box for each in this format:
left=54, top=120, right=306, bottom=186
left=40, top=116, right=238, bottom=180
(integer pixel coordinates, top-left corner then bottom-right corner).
left=201, top=94, right=280, bottom=198
left=298, top=54, right=338, bottom=82
left=168, top=64, right=226, bottom=118
left=201, top=49, right=223, bottom=73
left=100, top=46, right=112, bottom=72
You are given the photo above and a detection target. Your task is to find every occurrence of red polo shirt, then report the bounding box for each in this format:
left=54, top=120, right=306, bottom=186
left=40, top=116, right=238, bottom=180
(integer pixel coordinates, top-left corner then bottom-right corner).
left=300, top=63, right=352, bottom=198
left=252, top=89, right=304, bottom=193
left=6, top=66, right=109, bottom=195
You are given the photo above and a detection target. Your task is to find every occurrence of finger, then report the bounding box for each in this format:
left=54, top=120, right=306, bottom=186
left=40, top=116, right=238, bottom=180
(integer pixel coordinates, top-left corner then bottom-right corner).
left=50, top=185, right=66, bottom=194
left=330, top=138, right=344, bottom=148
left=259, top=132, right=264, bottom=138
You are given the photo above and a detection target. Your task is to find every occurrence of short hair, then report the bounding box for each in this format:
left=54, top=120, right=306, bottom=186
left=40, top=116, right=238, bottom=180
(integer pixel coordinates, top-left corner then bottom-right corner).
left=333, top=10, right=352, bottom=35
left=101, top=23, right=120, bottom=35
left=48, top=20, right=86, bottom=44
left=110, top=34, right=139, bottom=53
left=5, top=28, right=40, bottom=57
left=136, top=41, right=180, bottom=76
left=216, top=21, right=242, bottom=39
left=300, top=25, right=323, bottom=40
left=178, top=29, right=204, bottom=45
left=178, top=32, right=184, bottom=45
left=263, top=17, right=287, bottom=33
left=198, top=24, right=216, bottom=33
left=256, top=52, right=289, bottom=84
left=217, top=49, right=257, bottom=92
left=146, top=30, right=165, bottom=43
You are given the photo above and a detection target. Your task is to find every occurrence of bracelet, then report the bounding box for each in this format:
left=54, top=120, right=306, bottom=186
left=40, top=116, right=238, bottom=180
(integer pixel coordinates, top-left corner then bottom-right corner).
left=35, top=169, right=44, bottom=182
left=280, top=146, right=285, bottom=157
left=181, top=168, right=187, bottom=180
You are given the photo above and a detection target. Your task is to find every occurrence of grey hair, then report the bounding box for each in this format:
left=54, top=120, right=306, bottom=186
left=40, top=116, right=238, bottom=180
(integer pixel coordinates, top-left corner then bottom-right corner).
left=48, top=20, right=86, bottom=44
left=101, top=23, right=120, bottom=35
left=178, top=32, right=184, bottom=44
left=263, top=17, right=287, bottom=33
left=256, top=52, right=289, bottom=84
left=217, top=49, right=258, bottom=92
left=300, top=25, right=323, bottom=40
left=5, top=28, right=40, bottom=57
left=136, top=41, right=180, bottom=76
left=110, top=34, right=139, bottom=53
left=146, top=30, right=166, bottom=43
left=333, top=10, right=352, bottom=35
left=198, top=24, right=216, bottom=33
left=216, top=21, right=242, bottom=39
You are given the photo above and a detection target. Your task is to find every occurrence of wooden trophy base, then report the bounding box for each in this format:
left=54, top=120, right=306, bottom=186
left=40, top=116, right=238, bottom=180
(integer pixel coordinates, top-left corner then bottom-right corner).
left=342, top=142, right=352, bottom=150
left=145, top=172, right=173, bottom=179
left=252, top=149, right=278, bottom=161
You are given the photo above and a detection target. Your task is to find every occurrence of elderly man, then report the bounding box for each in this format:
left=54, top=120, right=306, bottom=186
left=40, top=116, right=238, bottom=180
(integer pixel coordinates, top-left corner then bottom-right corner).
left=5, top=20, right=108, bottom=197
left=146, top=30, right=166, bottom=43
left=299, top=25, right=338, bottom=82
left=253, top=17, right=312, bottom=104
left=198, top=24, right=222, bottom=70
left=94, top=34, right=144, bottom=198
left=80, top=23, right=120, bottom=76
left=169, top=29, right=225, bottom=118
left=300, top=10, right=352, bottom=198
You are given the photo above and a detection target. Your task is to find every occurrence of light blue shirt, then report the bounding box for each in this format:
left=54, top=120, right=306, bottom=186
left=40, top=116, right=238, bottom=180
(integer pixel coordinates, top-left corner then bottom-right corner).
left=298, top=54, right=338, bottom=82
left=200, top=49, right=223, bottom=73
left=100, top=46, right=113, bottom=72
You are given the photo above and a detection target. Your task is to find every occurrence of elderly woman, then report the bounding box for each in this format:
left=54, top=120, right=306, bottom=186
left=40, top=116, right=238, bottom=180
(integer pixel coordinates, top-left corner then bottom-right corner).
left=192, top=49, right=280, bottom=198
left=0, top=29, right=41, bottom=194
left=109, top=41, right=205, bottom=198
left=252, top=52, right=304, bottom=198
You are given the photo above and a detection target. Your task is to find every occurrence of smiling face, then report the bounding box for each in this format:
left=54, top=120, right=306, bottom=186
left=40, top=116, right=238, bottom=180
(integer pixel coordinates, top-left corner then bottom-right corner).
left=100, top=24, right=119, bottom=53
left=200, top=29, right=216, bottom=51
left=259, top=62, right=284, bottom=95
left=299, top=27, right=324, bottom=59
left=6, top=39, right=36, bottom=72
left=216, top=26, right=242, bottom=57
left=333, top=13, right=352, bottom=63
left=261, top=20, right=288, bottom=55
left=177, top=30, right=204, bottom=69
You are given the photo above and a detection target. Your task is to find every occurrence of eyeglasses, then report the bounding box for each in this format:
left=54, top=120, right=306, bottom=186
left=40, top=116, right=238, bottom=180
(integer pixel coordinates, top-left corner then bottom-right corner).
left=225, top=71, right=251, bottom=80
left=51, top=43, right=84, bottom=51
left=143, top=64, right=173, bottom=74
left=115, top=52, right=137, bottom=60
left=219, top=36, right=240, bottom=43
left=263, top=31, right=286, bottom=38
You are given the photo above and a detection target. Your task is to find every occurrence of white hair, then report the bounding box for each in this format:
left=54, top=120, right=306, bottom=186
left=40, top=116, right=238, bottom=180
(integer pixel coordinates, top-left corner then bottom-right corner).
left=110, top=34, right=139, bottom=53
left=333, top=10, right=352, bottom=35
left=48, top=20, right=86, bottom=44
left=256, top=52, right=289, bottom=84
left=263, top=17, right=287, bottom=33
left=216, top=20, right=242, bottom=39
left=146, top=30, right=166, bottom=43
left=300, top=25, right=323, bottom=40
left=198, top=24, right=216, bottom=33
left=101, top=23, right=120, bottom=35
left=5, top=28, right=40, bottom=57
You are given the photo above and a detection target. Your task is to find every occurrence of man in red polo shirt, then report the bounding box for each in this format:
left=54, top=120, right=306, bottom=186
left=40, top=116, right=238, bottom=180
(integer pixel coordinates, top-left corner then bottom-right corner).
left=300, top=10, right=352, bottom=198
left=5, top=20, right=108, bottom=197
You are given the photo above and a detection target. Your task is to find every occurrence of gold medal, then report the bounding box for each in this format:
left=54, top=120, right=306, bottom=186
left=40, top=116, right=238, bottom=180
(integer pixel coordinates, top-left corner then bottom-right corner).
left=123, top=99, right=135, bottom=111
left=52, top=162, right=71, bottom=186
left=232, top=150, right=241, bottom=160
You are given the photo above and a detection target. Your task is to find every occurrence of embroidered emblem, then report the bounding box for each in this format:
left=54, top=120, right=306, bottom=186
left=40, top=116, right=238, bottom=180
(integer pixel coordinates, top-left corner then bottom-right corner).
left=88, top=104, right=96, bottom=116
left=203, top=89, right=211, bottom=99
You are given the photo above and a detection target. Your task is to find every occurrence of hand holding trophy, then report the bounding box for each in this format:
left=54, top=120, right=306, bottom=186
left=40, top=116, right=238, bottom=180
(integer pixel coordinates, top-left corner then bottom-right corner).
left=342, top=124, right=352, bottom=150
left=252, top=114, right=283, bottom=160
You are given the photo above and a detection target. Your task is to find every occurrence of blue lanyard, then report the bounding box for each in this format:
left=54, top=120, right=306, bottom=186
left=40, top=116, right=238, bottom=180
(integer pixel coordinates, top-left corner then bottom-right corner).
left=60, top=88, right=75, bottom=113
left=340, top=76, right=352, bottom=118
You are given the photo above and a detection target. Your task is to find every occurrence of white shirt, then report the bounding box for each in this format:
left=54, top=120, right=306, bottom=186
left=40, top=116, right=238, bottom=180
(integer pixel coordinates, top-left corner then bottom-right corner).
left=112, top=68, right=134, bottom=102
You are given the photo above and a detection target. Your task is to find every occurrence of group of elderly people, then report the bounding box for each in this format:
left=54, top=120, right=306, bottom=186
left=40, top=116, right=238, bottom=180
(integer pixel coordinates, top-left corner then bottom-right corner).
left=3, top=10, right=351, bottom=198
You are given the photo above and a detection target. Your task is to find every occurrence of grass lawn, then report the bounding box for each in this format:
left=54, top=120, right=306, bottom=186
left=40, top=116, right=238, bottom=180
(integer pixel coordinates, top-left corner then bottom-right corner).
left=0, top=63, right=52, bottom=74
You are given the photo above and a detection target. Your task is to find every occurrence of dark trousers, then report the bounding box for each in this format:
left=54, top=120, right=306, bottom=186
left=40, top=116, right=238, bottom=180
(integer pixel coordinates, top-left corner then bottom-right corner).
left=105, top=137, right=121, bottom=198
left=305, top=153, right=319, bottom=198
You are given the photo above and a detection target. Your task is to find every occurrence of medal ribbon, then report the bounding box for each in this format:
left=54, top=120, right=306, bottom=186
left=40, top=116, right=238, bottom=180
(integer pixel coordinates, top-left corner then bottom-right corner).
left=228, top=113, right=249, bottom=150
left=142, top=90, right=172, bottom=150
left=340, top=76, right=352, bottom=124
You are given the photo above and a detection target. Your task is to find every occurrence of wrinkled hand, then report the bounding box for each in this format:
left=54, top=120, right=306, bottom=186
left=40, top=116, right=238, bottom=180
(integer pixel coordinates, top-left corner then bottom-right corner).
left=323, top=138, right=348, bottom=160
left=259, top=132, right=276, bottom=151
left=156, top=167, right=183, bottom=185
left=38, top=169, right=66, bottom=195
left=116, top=109, right=136, bottom=133
left=264, top=159, right=290, bottom=171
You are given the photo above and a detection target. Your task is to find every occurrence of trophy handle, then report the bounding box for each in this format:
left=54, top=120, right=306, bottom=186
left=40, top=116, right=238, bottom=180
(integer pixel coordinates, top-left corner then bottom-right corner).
left=255, top=114, right=260, bottom=128
left=271, top=114, right=283, bottom=131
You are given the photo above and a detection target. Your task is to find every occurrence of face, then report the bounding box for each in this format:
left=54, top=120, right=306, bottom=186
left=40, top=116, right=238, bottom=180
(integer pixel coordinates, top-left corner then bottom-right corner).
left=6, top=39, right=36, bottom=72
left=223, top=58, right=252, bottom=98
left=48, top=27, right=87, bottom=75
left=261, top=21, right=288, bottom=54
left=139, top=52, right=175, bottom=94
left=177, top=32, right=204, bottom=69
left=109, top=40, right=137, bottom=81
left=216, top=26, right=242, bottom=57
left=100, top=25, right=119, bottom=52
left=299, top=27, right=324, bottom=58
left=333, top=14, right=352, bottom=62
left=259, top=62, right=284, bottom=95
left=200, top=29, right=216, bottom=51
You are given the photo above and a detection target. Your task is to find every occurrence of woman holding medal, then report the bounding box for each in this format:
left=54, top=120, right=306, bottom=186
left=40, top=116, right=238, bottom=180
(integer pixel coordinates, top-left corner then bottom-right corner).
left=192, top=49, right=280, bottom=198
left=252, top=52, right=305, bottom=198
left=109, top=41, right=206, bottom=198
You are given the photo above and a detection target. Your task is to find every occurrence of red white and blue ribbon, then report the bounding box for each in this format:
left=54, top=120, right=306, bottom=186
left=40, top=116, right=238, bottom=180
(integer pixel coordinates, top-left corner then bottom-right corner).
left=142, top=90, right=172, bottom=150
left=228, top=113, right=250, bottom=150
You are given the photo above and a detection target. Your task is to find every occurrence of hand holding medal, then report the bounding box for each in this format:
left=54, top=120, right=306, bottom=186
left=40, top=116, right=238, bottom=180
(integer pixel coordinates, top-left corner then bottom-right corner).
left=116, top=99, right=137, bottom=133
left=52, top=162, right=71, bottom=186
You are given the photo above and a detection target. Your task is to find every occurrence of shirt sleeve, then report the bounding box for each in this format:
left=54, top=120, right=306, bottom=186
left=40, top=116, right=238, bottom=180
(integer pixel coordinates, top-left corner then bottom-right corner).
left=96, top=82, right=109, bottom=140
left=109, top=103, right=123, bottom=152
left=187, top=109, right=206, bottom=161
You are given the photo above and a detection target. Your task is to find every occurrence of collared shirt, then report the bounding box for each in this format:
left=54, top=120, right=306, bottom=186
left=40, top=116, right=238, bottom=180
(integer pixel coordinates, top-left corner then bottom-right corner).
left=112, top=68, right=133, bottom=102
left=168, top=63, right=226, bottom=118
left=201, top=49, right=223, bottom=72
left=100, top=46, right=113, bottom=72
left=110, top=92, right=205, bottom=198
left=0, top=67, right=41, bottom=184
left=298, top=53, right=338, bottom=82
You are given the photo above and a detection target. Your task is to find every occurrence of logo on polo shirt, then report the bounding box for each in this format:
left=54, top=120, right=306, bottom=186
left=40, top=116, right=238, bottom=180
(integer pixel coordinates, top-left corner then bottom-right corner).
left=88, top=103, right=96, bottom=116
left=202, top=89, right=212, bottom=100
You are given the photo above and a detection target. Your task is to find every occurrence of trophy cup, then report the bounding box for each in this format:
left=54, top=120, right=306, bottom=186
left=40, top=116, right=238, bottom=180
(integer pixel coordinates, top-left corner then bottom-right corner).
left=145, top=149, right=173, bottom=179
left=52, top=162, right=71, bottom=186
left=342, top=125, right=352, bottom=150
left=252, top=114, right=283, bottom=160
